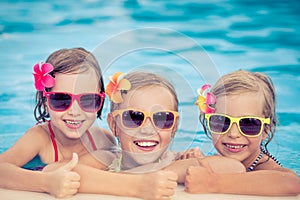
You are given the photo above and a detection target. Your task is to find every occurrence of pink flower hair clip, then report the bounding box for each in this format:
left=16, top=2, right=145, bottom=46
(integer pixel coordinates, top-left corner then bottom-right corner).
left=32, top=62, right=56, bottom=91
left=195, top=84, right=216, bottom=114
left=105, top=72, right=131, bottom=103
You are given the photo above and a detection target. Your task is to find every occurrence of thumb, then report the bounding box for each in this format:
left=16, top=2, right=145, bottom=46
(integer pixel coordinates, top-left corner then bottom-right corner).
left=61, top=153, right=78, bottom=171
left=164, top=171, right=178, bottom=181
left=194, top=147, right=201, bottom=158
left=198, top=157, right=213, bottom=172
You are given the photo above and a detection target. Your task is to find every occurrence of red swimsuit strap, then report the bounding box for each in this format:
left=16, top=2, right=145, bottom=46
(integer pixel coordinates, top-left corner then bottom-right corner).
left=47, top=121, right=97, bottom=162
left=86, top=130, right=97, bottom=151
left=47, top=121, right=59, bottom=162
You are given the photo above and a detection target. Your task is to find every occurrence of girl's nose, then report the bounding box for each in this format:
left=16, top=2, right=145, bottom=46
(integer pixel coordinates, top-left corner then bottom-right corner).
left=140, top=117, right=157, bottom=136
left=67, top=100, right=82, bottom=116
left=227, top=122, right=242, bottom=138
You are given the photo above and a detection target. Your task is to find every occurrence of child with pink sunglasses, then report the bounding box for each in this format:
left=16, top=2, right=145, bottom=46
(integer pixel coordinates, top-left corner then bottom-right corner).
left=0, top=47, right=117, bottom=197
left=185, top=69, right=300, bottom=196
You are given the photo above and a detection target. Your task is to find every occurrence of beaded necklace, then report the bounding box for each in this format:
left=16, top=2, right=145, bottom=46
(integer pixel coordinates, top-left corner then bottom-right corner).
left=247, top=148, right=282, bottom=172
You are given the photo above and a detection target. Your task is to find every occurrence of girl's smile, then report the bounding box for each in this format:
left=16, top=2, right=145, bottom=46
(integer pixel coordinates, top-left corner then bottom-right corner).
left=222, top=142, right=247, bottom=153
left=133, top=139, right=159, bottom=152
left=63, top=119, right=84, bottom=129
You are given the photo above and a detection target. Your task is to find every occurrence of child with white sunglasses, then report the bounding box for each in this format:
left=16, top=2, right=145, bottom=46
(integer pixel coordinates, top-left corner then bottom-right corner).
left=185, top=69, right=300, bottom=196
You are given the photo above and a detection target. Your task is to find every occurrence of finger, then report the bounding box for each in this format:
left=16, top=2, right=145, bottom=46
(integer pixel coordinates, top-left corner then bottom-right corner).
left=160, top=197, right=171, bottom=200
left=194, top=147, right=202, bottom=157
left=186, top=165, right=198, bottom=175
left=68, top=188, right=78, bottom=194
left=69, top=181, right=81, bottom=189
left=186, top=152, right=190, bottom=159
left=162, top=188, right=176, bottom=200
left=180, top=154, right=185, bottom=160
left=163, top=188, right=176, bottom=196
left=165, top=171, right=178, bottom=181
left=65, top=188, right=78, bottom=197
left=61, top=153, right=78, bottom=171
left=167, top=180, right=177, bottom=189
left=198, top=158, right=213, bottom=172
left=68, top=171, right=81, bottom=181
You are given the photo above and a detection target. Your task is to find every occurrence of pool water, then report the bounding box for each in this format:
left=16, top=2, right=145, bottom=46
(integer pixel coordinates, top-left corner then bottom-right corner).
left=0, top=0, right=299, bottom=176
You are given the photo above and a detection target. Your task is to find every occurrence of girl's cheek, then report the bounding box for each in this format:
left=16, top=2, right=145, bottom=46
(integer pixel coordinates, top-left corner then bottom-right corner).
left=212, top=134, right=222, bottom=144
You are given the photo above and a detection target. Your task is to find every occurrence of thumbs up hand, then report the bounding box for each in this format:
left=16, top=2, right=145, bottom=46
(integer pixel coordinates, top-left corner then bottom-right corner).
left=138, top=170, right=178, bottom=200
left=44, top=153, right=81, bottom=198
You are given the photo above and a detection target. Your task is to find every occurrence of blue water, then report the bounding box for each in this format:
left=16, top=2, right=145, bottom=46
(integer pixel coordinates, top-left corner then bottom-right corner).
left=0, top=0, right=299, bottom=176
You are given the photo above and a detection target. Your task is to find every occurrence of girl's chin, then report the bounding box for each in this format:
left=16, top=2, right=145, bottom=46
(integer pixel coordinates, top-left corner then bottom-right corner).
left=63, top=130, right=83, bottom=139
left=127, top=146, right=167, bottom=165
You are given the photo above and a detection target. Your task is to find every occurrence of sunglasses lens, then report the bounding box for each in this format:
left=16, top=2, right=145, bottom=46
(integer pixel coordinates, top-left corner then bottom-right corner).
left=209, top=115, right=231, bottom=133
left=153, top=111, right=175, bottom=129
left=80, top=94, right=102, bottom=112
left=239, top=118, right=262, bottom=136
left=49, top=93, right=72, bottom=111
left=122, top=110, right=144, bottom=128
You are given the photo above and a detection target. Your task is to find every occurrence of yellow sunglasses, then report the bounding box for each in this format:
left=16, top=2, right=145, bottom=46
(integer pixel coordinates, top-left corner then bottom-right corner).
left=205, top=113, right=270, bottom=137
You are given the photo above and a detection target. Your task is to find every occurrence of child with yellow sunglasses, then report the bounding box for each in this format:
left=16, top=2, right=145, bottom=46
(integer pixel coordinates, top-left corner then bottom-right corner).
left=185, top=69, right=300, bottom=196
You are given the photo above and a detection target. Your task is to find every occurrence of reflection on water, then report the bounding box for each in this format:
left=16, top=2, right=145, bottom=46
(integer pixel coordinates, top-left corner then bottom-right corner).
left=0, top=0, right=299, bottom=175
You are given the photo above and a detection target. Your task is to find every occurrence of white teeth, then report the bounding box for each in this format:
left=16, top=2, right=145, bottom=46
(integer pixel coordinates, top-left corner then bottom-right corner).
left=226, top=144, right=244, bottom=149
left=65, top=120, right=81, bottom=125
left=134, top=141, right=158, bottom=147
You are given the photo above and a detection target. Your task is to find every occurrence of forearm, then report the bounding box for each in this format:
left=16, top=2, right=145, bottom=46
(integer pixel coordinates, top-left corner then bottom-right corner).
left=214, top=170, right=300, bottom=196
left=74, top=164, right=141, bottom=198
left=0, top=163, right=48, bottom=193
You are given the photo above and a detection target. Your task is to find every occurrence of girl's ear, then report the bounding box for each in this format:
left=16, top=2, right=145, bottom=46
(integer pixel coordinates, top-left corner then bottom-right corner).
left=107, top=113, right=117, bottom=137
left=44, top=101, right=50, bottom=116
left=262, top=125, right=271, bottom=141
left=171, top=116, right=180, bottom=138
left=262, top=132, right=268, bottom=141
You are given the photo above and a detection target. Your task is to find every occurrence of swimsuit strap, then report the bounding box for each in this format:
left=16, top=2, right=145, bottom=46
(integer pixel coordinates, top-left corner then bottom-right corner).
left=47, top=121, right=97, bottom=161
left=261, top=148, right=282, bottom=166
left=247, top=151, right=263, bottom=172
left=247, top=148, right=282, bottom=172
left=86, top=130, right=97, bottom=151
left=47, top=121, right=59, bottom=162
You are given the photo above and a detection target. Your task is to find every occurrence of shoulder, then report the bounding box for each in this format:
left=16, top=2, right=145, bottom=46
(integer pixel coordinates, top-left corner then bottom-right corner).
left=0, top=123, right=50, bottom=166
left=17, top=123, right=50, bottom=144
left=28, top=123, right=49, bottom=136
left=256, top=154, right=284, bottom=171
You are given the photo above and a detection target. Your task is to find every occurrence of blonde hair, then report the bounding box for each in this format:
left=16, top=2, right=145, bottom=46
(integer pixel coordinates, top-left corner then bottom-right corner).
left=201, top=69, right=277, bottom=150
left=110, top=71, right=178, bottom=112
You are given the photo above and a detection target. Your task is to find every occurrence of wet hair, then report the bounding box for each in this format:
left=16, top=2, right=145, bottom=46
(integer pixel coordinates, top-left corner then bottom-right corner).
left=34, top=47, right=105, bottom=123
left=200, top=69, right=277, bottom=153
left=110, top=71, right=178, bottom=112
